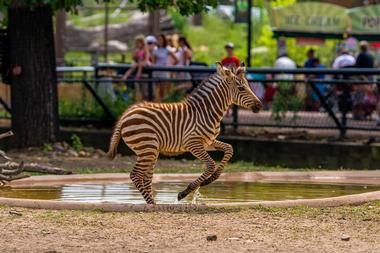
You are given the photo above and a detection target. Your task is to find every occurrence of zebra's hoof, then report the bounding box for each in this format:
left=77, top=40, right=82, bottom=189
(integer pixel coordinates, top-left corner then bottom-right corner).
left=177, top=191, right=187, bottom=201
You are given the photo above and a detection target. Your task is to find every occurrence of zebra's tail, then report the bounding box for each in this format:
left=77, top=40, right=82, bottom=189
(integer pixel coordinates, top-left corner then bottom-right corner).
left=108, top=119, right=123, bottom=159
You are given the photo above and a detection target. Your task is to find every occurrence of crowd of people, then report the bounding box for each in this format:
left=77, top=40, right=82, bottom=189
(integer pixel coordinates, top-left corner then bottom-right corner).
left=121, top=34, right=193, bottom=80
left=118, top=34, right=243, bottom=101
left=100, top=34, right=380, bottom=122
left=260, top=41, right=379, bottom=122
left=119, top=34, right=195, bottom=101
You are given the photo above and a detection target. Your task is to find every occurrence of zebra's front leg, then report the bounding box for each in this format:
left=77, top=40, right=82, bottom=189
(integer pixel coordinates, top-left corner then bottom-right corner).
left=178, top=141, right=216, bottom=201
left=201, top=140, right=233, bottom=187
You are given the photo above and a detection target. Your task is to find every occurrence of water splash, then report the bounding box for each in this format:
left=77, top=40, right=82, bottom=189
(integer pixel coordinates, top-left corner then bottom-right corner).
left=191, top=187, right=202, bottom=204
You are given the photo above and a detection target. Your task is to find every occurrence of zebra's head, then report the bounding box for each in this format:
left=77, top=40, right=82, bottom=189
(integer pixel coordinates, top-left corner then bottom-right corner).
left=216, top=63, right=262, bottom=113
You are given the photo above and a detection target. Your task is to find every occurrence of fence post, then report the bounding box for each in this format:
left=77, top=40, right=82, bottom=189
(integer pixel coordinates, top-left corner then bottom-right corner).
left=147, top=70, right=154, bottom=101
left=82, top=80, right=115, bottom=121
left=340, top=84, right=351, bottom=138
left=232, top=105, right=238, bottom=130
left=309, top=81, right=344, bottom=138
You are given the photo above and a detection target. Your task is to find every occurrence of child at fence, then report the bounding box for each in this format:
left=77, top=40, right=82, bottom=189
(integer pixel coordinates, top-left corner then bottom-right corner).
left=122, top=35, right=150, bottom=100
left=122, top=35, right=150, bottom=81
left=152, top=34, right=178, bottom=102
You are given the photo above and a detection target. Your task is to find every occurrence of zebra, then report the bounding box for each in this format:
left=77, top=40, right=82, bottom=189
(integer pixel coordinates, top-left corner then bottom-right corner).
left=108, top=63, right=262, bottom=204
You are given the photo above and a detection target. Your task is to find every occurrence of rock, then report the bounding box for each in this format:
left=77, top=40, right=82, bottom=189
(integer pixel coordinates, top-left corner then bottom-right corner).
left=96, top=149, right=108, bottom=157
left=228, top=237, right=240, bottom=241
left=78, top=151, right=87, bottom=157
left=62, top=141, right=70, bottom=150
left=53, top=142, right=65, bottom=152
left=206, top=235, right=217, bottom=241
left=67, top=149, right=79, bottom=157
left=9, top=210, right=22, bottom=216
left=341, top=235, right=350, bottom=241
left=83, top=147, right=95, bottom=153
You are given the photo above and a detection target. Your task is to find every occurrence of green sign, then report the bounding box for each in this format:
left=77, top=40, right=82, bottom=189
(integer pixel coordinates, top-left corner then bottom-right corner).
left=349, top=5, right=380, bottom=34
left=271, top=2, right=349, bottom=33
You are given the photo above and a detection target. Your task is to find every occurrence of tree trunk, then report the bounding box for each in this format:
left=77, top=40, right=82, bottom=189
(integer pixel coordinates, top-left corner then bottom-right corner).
left=55, top=10, right=66, bottom=66
left=8, top=5, right=59, bottom=147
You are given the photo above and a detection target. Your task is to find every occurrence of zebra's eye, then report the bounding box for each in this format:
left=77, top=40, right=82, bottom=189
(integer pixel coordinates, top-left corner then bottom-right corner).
left=237, top=86, right=245, bottom=91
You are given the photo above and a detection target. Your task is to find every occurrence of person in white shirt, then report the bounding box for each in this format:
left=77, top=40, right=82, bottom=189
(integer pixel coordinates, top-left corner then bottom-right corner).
left=274, top=53, right=297, bottom=80
left=332, top=48, right=356, bottom=69
left=332, top=48, right=356, bottom=119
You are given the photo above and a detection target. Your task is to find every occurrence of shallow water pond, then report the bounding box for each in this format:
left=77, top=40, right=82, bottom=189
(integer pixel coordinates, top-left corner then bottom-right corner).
left=1, top=181, right=380, bottom=204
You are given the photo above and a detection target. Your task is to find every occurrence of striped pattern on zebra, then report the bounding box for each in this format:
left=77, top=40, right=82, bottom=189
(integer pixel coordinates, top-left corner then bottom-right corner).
left=108, top=63, right=262, bottom=204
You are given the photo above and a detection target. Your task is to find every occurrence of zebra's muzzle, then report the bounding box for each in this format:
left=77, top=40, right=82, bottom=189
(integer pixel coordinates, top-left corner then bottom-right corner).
left=251, top=101, right=262, bottom=113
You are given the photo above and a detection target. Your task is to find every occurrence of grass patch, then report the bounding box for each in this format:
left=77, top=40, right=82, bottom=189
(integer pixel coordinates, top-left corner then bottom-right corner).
left=250, top=200, right=380, bottom=220
left=61, top=160, right=296, bottom=175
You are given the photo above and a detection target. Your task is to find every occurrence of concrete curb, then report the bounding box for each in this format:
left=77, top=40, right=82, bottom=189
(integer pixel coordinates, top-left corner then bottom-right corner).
left=0, top=190, right=379, bottom=212
left=1, top=172, right=380, bottom=212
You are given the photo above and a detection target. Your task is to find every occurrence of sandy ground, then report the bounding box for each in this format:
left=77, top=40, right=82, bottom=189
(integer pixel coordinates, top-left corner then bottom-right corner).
left=2, top=149, right=380, bottom=252
left=1, top=203, right=380, bottom=253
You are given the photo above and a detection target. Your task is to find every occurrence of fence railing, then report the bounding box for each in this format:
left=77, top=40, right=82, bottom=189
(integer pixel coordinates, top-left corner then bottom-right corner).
left=8, top=64, right=380, bottom=137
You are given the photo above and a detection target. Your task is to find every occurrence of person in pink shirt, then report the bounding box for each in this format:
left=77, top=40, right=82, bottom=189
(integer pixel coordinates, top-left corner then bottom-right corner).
left=122, top=35, right=150, bottom=80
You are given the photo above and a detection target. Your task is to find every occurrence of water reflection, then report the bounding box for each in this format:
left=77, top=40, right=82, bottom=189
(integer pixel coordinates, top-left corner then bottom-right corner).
left=1, top=181, right=379, bottom=204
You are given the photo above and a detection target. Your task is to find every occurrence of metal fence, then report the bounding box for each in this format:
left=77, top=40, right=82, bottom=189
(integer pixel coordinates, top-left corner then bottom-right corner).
left=0, top=64, right=372, bottom=136
left=54, top=64, right=380, bottom=137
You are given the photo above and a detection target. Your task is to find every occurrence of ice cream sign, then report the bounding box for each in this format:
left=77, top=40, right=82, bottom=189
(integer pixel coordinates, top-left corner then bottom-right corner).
left=349, top=5, right=380, bottom=34
left=271, top=2, right=349, bottom=33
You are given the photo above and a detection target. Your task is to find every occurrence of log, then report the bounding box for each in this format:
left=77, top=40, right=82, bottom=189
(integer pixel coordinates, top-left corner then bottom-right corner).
left=0, top=131, right=14, bottom=140
left=1, top=161, right=24, bottom=175
left=24, top=163, right=72, bottom=175
left=0, top=131, right=72, bottom=185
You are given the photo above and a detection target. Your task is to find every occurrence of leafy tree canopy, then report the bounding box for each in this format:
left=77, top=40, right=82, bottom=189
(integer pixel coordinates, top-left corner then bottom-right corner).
left=1, top=0, right=217, bottom=15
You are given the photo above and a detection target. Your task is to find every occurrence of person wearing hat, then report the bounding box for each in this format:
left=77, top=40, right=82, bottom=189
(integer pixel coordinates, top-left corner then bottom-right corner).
left=221, top=42, right=240, bottom=68
left=332, top=47, right=355, bottom=69
left=145, top=35, right=157, bottom=63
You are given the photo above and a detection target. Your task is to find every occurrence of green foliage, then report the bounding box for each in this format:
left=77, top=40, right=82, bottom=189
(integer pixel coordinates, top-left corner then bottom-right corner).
left=70, top=134, right=83, bottom=152
left=168, top=8, right=187, bottom=31
left=271, top=82, right=303, bottom=121
left=58, top=85, right=134, bottom=118
left=59, top=99, right=105, bottom=118
left=182, top=14, right=248, bottom=65
left=0, top=0, right=216, bottom=16
left=42, top=143, right=53, bottom=152
left=1, top=0, right=82, bottom=12
left=68, top=7, right=131, bottom=28
left=64, top=51, right=130, bottom=66
left=132, top=0, right=217, bottom=16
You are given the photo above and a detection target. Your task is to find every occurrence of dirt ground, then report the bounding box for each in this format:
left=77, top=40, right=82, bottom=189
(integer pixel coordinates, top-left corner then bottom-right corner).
left=1, top=202, right=380, bottom=253
left=2, top=149, right=380, bottom=252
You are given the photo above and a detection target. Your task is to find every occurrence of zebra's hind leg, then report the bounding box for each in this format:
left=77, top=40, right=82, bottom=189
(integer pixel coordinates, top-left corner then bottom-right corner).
left=201, top=140, right=233, bottom=187
left=143, top=169, right=155, bottom=203
left=178, top=141, right=216, bottom=201
left=131, top=153, right=158, bottom=204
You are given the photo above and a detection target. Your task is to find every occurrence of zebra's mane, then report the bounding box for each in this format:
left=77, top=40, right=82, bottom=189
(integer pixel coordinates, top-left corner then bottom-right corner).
left=186, top=73, right=223, bottom=100
left=185, top=66, right=243, bottom=101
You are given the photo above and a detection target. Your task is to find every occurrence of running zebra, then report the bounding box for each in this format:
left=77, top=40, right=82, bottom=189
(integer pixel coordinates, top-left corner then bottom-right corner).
left=108, top=63, right=262, bottom=204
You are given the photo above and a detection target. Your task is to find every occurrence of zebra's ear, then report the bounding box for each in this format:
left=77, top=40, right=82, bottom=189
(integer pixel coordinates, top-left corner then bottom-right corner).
left=216, top=62, right=232, bottom=77
left=236, top=66, right=246, bottom=77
